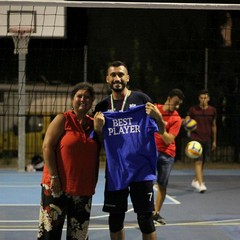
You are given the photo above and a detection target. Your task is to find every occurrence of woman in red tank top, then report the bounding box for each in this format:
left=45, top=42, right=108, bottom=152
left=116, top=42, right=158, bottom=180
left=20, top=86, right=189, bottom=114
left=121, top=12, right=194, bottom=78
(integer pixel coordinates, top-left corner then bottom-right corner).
left=38, top=82, right=100, bottom=240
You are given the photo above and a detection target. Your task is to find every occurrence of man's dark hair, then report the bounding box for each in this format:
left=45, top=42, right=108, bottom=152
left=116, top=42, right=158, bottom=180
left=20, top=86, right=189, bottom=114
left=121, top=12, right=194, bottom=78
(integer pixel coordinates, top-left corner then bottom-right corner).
left=70, top=82, right=95, bottom=99
left=198, top=89, right=209, bottom=96
left=107, top=60, right=128, bottom=69
left=168, top=88, right=185, bottom=100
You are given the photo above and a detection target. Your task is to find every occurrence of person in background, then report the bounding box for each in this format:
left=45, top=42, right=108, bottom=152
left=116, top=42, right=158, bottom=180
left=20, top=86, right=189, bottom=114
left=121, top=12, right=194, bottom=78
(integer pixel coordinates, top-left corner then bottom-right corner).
left=94, top=60, right=165, bottom=240
left=185, top=89, right=217, bottom=193
left=152, top=88, right=184, bottom=225
left=37, top=82, right=100, bottom=240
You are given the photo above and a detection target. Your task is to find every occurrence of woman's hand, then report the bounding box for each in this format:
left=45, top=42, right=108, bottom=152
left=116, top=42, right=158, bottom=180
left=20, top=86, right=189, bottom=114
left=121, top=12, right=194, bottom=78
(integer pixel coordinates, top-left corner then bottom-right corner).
left=50, top=177, right=62, bottom=197
left=94, top=112, right=105, bottom=134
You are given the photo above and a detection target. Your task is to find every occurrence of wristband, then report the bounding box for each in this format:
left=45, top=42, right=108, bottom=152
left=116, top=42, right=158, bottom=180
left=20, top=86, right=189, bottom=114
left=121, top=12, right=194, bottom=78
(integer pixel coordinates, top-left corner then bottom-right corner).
left=50, top=175, right=59, bottom=179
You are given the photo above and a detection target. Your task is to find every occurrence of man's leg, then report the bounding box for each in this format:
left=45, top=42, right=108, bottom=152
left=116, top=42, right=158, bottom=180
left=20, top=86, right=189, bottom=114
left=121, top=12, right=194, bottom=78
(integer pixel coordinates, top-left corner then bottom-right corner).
left=143, top=231, right=157, bottom=240
left=195, top=160, right=203, bottom=184
left=137, top=212, right=157, bottom=240
left=109, top=212, right=125, bottom=240
left=155, top=185, right=166, bottom=213
left=154, top=153, right=174, bottom=224
left=103, top=188, right=128, bottom=240
left=194, top=160, right=207, bottom=193
left=110, top=229, right=125, bottom=240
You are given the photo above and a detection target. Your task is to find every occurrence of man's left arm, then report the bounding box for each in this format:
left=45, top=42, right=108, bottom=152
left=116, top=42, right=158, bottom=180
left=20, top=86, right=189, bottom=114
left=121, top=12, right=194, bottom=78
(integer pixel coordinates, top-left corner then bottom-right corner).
left=145, top=102, right=166, bottom=135
left=212, top=118, right=217, bottom=151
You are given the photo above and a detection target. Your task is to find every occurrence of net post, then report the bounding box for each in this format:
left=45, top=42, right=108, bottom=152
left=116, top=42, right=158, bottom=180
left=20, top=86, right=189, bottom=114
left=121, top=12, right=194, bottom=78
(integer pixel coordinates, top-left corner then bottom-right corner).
left=8, top=27, right=33, bottom=171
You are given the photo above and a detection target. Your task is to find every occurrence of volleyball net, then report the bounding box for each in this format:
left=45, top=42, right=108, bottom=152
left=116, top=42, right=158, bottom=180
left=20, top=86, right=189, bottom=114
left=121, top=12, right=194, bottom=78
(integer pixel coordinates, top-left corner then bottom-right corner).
left=0, top=0, right=239, bottom=169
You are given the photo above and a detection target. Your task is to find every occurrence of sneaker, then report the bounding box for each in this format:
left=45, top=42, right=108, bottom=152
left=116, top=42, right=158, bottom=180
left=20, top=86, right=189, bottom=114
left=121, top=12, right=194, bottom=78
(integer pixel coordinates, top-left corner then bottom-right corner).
left=153, top=213, right=167, bottom=225
left=191, top=179, right=200, bottom=190
left=198, top=183, right=207, bottom=193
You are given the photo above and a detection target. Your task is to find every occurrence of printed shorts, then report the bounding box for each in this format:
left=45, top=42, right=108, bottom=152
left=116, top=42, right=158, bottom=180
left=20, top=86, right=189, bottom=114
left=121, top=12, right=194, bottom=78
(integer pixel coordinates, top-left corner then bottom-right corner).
left=37, top=185, right=92, bottom=240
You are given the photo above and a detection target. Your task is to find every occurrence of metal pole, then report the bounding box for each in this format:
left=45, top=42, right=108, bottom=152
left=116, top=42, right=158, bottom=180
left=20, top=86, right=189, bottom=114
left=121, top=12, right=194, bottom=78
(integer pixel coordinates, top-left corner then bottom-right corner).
left=18, top=53, right=26, bottom=172
left=83, top=45, right=88, bottom=82
left=204, top=48, right=208, bottom=89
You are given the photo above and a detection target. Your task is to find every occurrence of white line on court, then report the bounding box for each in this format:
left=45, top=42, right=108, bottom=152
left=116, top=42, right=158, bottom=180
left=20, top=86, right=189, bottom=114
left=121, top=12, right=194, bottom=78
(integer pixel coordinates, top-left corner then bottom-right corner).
left=0, top=195, right=181, bottom=206
left=163, top=218, right=240, bottom=226
left=165, top=194, right=181, bottom=204
left=0, top=204, right=39, bottom=206
left=90, top=207, right=134, bottom=219
left=0, top=185, right=39, bottom=187
left=1, top=219, right=240, bottom=231
left=0, top=220, right=39, bottom=223
left=0, top=208, right=134, bottom=223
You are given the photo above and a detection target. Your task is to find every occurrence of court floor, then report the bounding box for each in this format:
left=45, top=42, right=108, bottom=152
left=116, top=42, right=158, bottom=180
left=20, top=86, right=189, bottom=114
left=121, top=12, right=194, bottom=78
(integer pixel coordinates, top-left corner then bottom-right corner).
left=0, top=168, right=240, bottom=240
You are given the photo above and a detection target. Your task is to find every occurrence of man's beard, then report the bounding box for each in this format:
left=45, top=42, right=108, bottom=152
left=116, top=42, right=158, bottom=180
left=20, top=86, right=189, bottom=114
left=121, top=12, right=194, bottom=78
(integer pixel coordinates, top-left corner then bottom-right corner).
left=111, top=81, right=127, bottom=93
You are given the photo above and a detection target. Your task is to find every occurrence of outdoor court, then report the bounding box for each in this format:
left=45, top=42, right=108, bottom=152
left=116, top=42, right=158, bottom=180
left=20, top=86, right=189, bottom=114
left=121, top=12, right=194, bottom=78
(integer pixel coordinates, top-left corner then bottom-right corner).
left=0, top=167, right=239, bottom=240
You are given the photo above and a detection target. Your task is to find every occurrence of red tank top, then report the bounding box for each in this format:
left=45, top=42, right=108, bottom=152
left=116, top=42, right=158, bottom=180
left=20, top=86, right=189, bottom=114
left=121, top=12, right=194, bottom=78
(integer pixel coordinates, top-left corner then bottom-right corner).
left=41, top=111, right=100, bottom=196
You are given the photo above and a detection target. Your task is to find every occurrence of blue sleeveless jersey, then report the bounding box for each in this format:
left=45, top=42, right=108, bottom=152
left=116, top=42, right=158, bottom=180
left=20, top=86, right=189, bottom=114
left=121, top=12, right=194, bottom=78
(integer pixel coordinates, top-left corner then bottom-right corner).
left=103, top=104, right=158, bottom=191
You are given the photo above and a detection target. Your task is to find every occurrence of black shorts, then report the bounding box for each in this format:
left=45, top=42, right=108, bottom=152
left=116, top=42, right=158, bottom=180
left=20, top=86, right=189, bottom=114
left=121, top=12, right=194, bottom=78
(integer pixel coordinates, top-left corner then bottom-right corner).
left=102, top=180, right=154, bottom=213
left=194, top=140, right=211, bottom=164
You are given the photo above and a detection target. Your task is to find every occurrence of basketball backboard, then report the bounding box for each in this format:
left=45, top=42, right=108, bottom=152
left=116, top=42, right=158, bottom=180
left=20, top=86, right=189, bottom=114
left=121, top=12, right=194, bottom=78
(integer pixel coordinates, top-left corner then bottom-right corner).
left=0, top=1, right=66, bottom=38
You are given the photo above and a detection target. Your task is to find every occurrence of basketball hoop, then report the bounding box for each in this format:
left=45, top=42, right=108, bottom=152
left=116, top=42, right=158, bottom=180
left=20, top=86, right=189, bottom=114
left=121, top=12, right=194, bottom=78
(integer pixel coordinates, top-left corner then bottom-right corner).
left=9, top=27, right=33, bottom=55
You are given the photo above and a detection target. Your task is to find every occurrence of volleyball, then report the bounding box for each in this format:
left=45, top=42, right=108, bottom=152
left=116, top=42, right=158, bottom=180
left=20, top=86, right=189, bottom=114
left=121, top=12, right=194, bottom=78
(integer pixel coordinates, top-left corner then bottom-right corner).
left=183, top=119, right=197, bottom=132
left=185, top=141, right=202, bottom=159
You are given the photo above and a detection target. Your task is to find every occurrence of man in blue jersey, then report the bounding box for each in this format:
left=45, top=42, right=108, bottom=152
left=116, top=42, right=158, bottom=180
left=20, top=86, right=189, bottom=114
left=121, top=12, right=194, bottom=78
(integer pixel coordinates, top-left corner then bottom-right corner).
left=94, top=60, right=165, bottom=240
